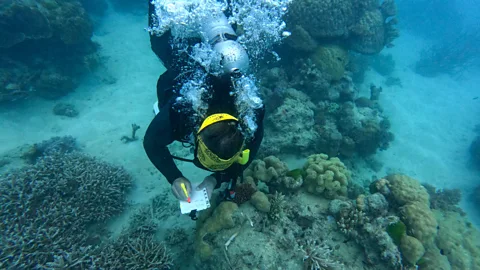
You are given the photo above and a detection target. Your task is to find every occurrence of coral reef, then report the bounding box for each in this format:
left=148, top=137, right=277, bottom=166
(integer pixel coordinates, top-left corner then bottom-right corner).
left=285, top=0, right=399, bottom=54
left=328, top=197, right=403, bottom=268
left=258, top=63, right=394, bottom=158
left=0, top=0, right=99, bottom=103
left=261, top=88, right=318, bottom=156
left=433, top=210, right=480, bottom=270
left=0, top=137, right=132, bottom=268
left=422, top=183, right=464, bottom=214
left=303, top=154, right=351, bottom=198
left=311, top=44, right=349, bottom=81
left=243, top=155, right=304, bottom=193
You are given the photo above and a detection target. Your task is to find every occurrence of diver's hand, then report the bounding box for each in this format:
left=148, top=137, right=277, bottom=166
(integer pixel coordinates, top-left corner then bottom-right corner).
left=197, top=175, right=217, bottom=200
left=171, top=177, right=192, bottom=201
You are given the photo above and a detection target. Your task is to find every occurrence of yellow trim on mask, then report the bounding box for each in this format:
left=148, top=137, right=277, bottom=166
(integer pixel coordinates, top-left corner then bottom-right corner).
left=196, top=113, right=250, bottom=171
left=197, top=113, right=239, bottom=134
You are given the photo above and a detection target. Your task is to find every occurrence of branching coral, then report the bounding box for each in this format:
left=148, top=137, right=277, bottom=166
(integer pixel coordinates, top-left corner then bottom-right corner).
left=97, top=231, right=173, bottom=270
left=0, top=139, right=132, bottom=268
left=299, top=239, right=344, bottom=270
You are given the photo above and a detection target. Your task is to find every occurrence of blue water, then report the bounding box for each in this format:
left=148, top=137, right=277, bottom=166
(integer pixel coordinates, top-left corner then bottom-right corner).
left=0, top=0, right=479, bottom=269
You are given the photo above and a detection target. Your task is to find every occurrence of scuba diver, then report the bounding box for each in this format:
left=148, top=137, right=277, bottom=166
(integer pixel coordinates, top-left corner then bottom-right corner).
left=143, top=0, right=265, bottom=203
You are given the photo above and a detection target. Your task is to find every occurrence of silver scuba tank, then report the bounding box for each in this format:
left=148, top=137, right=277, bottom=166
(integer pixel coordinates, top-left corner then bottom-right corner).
left=201, top=13, right=249, bottom=75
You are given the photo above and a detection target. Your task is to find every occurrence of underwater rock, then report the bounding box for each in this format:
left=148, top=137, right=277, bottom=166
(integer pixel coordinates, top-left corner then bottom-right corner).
left=53, top=103, right=79, bottom=117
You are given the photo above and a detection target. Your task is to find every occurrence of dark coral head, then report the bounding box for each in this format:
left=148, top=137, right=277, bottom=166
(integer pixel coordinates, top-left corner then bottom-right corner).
left=233, top=183, right=256, bottom=205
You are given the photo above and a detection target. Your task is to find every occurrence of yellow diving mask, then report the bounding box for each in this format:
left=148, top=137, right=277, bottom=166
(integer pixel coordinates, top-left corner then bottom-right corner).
left=196, top=113, right=250, bottom=171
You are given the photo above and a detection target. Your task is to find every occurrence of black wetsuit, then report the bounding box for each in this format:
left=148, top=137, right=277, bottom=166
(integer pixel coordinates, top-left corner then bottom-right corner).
left=144, top=1, right=264, bottom=188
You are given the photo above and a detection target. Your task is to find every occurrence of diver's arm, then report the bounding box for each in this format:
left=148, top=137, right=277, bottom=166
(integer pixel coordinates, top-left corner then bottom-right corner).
left=143, top=108, right=184, bottom=184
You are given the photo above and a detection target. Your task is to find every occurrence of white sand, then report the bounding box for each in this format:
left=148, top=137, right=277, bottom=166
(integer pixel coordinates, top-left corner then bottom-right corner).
left=366, top=32, right=480, bottom=225
left=0, top=11, right=479, bottom=228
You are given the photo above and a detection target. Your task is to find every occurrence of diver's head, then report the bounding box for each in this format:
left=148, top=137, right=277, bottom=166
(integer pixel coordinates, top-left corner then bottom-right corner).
left=196, top=114, right=250, bottom=171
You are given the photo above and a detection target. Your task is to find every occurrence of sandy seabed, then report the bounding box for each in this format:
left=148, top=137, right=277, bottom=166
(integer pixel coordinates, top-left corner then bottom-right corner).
left=0, top=11, right=479, bottom=229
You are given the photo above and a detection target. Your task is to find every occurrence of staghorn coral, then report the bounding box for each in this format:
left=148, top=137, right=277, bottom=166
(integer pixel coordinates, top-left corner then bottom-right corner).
left=303, top=154, right=351, bottom=199
left=97, top=231, right=173, bottom=270
left=0, top=141, right=132, bottom=268
left=299, top=239, right=344, bottom=270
